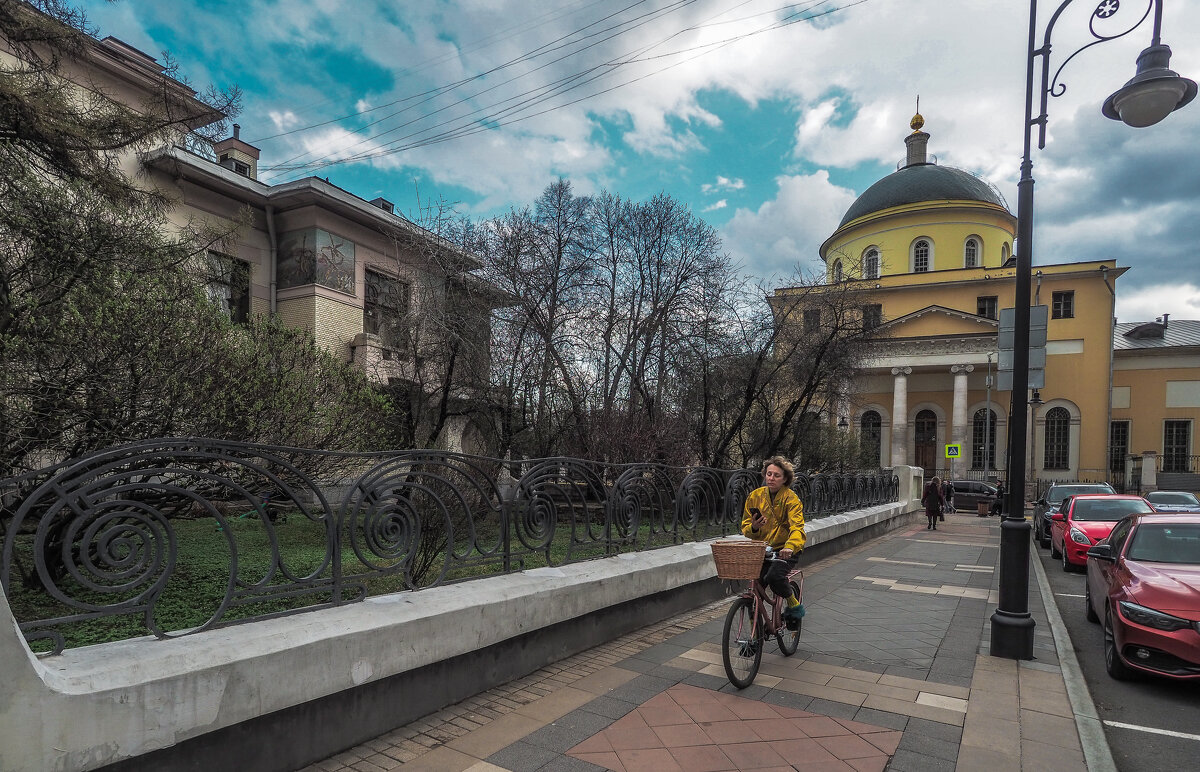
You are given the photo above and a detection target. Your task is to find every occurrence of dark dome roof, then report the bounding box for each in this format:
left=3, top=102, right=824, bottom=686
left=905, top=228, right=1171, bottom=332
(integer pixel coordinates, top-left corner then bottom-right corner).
left=838, top=163, right=1007, bottom=227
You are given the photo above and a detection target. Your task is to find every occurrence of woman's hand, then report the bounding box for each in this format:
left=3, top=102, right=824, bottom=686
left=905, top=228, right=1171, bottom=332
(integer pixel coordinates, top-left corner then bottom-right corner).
left=779, top=548, right=793, bottom=559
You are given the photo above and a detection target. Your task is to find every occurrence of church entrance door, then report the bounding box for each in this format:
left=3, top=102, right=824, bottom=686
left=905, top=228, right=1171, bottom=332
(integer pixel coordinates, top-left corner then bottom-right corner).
left=914, top=409, right=938, bottom=474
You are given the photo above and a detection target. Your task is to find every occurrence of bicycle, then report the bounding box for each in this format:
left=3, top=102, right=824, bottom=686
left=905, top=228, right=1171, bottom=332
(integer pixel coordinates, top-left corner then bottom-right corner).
left=717, top=545, right=804, bottom=688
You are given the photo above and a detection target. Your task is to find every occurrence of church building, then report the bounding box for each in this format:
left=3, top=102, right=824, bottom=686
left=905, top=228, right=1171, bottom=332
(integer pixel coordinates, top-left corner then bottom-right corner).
left=772, top=115, right=1200, bottom=492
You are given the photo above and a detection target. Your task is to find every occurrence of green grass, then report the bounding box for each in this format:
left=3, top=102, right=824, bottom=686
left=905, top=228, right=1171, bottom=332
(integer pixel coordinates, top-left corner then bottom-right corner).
left=5, top=513, right=736, bottom=652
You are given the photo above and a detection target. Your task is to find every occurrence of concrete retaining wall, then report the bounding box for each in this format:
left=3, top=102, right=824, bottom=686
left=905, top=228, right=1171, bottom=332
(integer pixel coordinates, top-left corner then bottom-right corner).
left=0, top=470, right=921, bottom=772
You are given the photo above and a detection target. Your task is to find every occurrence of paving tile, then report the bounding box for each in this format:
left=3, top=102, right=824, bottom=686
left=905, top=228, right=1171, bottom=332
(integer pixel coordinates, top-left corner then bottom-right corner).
left=666, top=744, right=736, bottom=771
left=571, top=751, right=626, bottom=771
left=573, top=667, right=640, bottom=695
left=1018, top=709, right=1081, bottom=751
left=953, top=745, right=1020, bottom=772
left=1020, top=737, right=1088, bottom=772
left=615, top=747, right=684, bottom=772
left=404, top=745, right=482, bottom=772
left=720, top=740, right=790, bottom=768
left=446, top=712, right=544, bottom=758
left=814, top=732, right=889, bottom=760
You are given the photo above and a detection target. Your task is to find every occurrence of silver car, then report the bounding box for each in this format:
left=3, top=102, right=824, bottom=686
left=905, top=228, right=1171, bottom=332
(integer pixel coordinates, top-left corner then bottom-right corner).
left=1144, top=490, right=1200, bottom=513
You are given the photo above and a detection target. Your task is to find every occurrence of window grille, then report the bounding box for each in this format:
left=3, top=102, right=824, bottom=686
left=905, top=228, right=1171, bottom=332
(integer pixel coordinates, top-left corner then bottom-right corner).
left=1043, top=407, right=1071, bottom=469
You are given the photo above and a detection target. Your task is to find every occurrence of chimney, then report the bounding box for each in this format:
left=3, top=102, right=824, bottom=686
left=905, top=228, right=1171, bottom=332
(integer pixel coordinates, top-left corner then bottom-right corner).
left=1162, top=313, right=1170, bottom=328
left=369, top=197, right=395, bottom=214
left=213, top=124, right=261, bottom=180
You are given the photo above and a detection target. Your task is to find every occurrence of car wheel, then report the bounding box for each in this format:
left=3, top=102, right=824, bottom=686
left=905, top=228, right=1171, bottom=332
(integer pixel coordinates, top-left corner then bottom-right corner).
left=1085, top=579, right=1099, bottom=623
left=1104, top=605, right=1134, bottom=681
left=1050, top=537, right=1061, bottom=559
left=1039, top=523, right=1050, bottom=548
left=1061, top=545, right=1072, bottom=572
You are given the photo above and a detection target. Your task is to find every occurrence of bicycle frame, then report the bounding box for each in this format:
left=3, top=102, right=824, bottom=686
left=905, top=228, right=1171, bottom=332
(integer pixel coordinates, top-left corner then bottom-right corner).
left=741, top=567, right=804, bottom=637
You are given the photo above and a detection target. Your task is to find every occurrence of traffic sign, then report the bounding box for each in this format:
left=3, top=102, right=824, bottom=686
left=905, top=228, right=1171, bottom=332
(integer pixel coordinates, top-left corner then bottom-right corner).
left=945, top=444, right=962, bottom=459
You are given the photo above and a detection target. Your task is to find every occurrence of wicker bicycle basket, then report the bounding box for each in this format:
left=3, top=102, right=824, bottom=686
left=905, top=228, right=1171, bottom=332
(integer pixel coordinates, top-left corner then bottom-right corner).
left=710, top=540, right=767, bottom=580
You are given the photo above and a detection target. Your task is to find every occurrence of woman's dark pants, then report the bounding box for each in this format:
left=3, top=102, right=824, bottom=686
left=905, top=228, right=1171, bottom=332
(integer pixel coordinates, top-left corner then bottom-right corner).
left=760, top=556, right=799, bottom=599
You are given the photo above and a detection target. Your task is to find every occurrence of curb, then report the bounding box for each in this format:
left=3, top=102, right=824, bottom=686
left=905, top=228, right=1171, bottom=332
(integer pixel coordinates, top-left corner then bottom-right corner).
left=1030, top=539, right=1117, bottom=772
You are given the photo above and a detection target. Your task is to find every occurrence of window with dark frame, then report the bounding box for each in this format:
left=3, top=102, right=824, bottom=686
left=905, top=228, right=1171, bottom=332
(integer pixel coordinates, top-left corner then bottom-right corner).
left=862, top=304, right=882, bottom=330
left=860, top=411, right=882, bottom=468
left=364, top=269, right=411, bottom=357
left=1043, top=406, right=1071, bottom=470
left=803, top=308, right=821, bottom=335
left=971, top=408, right=997, bottom=470
left=1052, top=290, right=1075, bottom=319
left=1109, top=421, right=1130, bottom=478
left=206, top=252, right=250, bottom=324
left=1164, top=420, right=1192, bottom=473
left=976, top=295, right=998, bottom=319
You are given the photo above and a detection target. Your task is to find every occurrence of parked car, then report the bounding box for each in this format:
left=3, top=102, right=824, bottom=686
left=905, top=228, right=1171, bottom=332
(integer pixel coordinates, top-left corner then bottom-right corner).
left=949, top=480, right=998, bottom=513
left=1144, top=490, right=1200, bottom=513
left=1034, top=482, right=1115, bottom=547
left=1051, top=494, right=1154, bottom=571
left=1085, top=512, right=1200, bottom=680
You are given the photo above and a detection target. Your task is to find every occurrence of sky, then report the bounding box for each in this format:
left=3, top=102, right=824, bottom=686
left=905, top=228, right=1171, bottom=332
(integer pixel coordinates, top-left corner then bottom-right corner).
left=77, top=0, right=1200, bottom=323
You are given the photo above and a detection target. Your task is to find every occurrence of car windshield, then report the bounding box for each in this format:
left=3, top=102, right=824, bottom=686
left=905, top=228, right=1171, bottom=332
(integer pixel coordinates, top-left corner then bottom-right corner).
left=1072, top=499, right=1153, bottom=521
left=1126, top=524, right=1200, bottom=564
left=1147, top=492, right=1200, bottom=506
left=1049, top=484, right=1114, bottom=504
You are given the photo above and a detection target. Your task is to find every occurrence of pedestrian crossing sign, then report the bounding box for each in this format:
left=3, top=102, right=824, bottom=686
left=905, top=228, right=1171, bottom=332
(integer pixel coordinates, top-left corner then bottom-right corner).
left=945, top=444, right=962, bottom=459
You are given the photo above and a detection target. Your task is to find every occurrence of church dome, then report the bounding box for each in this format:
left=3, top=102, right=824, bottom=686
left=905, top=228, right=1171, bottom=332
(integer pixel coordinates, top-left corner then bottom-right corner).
left=838, top=163, right=1007, bottom=227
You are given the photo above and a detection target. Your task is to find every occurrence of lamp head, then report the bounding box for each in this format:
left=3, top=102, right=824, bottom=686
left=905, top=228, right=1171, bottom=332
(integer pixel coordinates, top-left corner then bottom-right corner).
left=838, top=416, right=849, bottom=429
left=1028, top=389, right=1044, bottom=406
left=1102, top=44, right=1197, bottom=128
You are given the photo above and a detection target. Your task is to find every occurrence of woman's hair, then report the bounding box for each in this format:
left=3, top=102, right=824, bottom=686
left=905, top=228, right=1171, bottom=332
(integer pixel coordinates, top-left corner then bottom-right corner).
left=929, top=476, right=941, bottom=485
left=763, top=456, right=795, bottom=487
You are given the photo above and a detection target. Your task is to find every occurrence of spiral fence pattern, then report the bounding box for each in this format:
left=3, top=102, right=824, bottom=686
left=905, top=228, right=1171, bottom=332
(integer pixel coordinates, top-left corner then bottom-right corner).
left=1, top=439, right=898, bottom=652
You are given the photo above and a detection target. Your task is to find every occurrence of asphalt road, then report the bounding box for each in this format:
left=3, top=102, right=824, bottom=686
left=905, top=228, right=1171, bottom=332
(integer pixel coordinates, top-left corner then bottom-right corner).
left=1033, top=536, right=1200, bottom=772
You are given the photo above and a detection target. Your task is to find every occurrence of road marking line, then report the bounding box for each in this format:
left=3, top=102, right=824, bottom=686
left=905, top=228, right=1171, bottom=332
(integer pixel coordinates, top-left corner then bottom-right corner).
left=1103, top=720, right=1200, bottom=742
left=953, top=566, right=993, bottom=573
left=867, top=557, right=937, bottom=567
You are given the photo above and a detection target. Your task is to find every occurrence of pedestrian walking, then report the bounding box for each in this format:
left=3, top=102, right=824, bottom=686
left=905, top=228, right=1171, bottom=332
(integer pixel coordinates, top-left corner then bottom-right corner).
left=922, top=476, right=944, bottom=530
left=941, top=478, right=955, bottom=514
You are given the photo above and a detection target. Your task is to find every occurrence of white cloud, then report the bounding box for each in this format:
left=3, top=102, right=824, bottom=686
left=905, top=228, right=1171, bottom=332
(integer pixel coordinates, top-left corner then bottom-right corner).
left=701, top=176, right=745, bottom=194
left=1115, top=284, right=1200, bottom=324
left=722, top=171, right=857, bottom=280
left=703, top=199, right=727, bottom=212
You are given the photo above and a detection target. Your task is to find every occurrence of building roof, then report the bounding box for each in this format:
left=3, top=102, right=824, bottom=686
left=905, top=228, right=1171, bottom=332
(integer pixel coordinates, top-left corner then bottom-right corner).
left=1114, top=319, right=1200, bottom=350
left=838, top=163, right=1009, bottom=227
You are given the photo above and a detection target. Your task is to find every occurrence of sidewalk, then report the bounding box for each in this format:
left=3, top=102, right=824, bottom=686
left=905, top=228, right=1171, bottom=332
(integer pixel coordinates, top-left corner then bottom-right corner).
left=304, top=512, right=1097, bottom=772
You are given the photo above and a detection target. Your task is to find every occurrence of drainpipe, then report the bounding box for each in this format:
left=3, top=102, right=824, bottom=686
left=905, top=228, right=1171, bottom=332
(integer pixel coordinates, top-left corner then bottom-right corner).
left=1101, top=264, right=1116, bottom=483
left=266, top=204, right=278, bottom=316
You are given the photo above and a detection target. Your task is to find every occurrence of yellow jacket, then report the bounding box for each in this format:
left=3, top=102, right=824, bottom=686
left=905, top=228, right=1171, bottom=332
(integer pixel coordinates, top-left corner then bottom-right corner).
left=741, top=486, right=806, bottom=553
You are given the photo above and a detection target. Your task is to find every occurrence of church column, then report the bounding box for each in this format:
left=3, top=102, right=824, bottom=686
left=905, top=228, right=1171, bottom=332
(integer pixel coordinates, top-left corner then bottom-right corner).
left=890, top=367, right=912, bottom=466
left=950, top=364, right=974, bottom=478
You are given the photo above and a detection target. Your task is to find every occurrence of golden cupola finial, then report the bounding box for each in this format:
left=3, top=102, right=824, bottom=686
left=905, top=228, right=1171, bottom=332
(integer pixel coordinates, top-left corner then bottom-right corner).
left=910, top=95, right=924, bottom=134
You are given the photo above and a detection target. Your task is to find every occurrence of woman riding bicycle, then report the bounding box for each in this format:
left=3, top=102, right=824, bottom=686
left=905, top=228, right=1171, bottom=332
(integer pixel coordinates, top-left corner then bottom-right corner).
left=741, top=456, right=806, bottom=628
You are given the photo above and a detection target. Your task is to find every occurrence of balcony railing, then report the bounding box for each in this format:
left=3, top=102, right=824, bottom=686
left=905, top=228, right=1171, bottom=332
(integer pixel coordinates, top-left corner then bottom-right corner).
left=1, top=438, right=899, bottom=653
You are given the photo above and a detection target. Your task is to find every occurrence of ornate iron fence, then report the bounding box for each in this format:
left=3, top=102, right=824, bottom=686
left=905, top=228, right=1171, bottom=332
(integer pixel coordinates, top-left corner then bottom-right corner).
left=0, top=439, right=899, bottom=653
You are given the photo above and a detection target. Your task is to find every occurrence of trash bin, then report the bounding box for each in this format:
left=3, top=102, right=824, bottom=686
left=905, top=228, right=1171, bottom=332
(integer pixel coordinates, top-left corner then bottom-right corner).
left=977, top=502, right=989, bottom=516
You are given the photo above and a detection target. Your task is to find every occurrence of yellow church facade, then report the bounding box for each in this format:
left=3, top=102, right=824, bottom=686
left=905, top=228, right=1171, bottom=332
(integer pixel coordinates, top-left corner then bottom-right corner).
left=775, top=119, right=1200, bottom=492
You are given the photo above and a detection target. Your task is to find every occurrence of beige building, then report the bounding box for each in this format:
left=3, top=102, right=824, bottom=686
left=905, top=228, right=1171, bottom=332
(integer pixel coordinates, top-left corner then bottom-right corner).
left=774, top=115, right=1200, bottom=491
left=7, top=29, right=506, bottom=453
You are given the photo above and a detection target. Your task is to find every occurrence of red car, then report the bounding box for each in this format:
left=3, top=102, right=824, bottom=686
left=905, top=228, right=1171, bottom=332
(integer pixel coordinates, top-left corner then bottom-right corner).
left=1050, top=494, right=1154, bottom=571
left=1085, top=513, right=1200, bottom=680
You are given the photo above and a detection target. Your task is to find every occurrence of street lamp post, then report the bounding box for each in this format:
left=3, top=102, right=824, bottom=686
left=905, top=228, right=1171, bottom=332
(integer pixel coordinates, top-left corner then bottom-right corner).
left=991, top=0, right=1195, bottom=660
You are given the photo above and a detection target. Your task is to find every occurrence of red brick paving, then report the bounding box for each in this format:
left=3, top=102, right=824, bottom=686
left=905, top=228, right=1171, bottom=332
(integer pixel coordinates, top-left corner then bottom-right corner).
left=567, top=684, right=893, bottom=772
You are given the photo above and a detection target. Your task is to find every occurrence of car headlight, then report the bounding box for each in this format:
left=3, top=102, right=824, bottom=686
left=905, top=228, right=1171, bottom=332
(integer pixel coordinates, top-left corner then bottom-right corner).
left=1118, top=601, right=1193, bottom=632
left=1069, top=527, right=1092, bottom=545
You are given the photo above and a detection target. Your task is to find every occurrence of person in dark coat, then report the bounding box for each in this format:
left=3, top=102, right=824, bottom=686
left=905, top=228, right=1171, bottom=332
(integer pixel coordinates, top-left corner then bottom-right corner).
left=922, top=476, right=944, bottom=530
left=991, top=481, right=1006, bottom=516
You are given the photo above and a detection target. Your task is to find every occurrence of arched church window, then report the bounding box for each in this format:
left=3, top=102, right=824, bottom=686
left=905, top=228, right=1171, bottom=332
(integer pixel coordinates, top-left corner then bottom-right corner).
left=1044, top=407, right=1070, bottom=470
left=913, top=239, right=931, bottom=272
left=1001, top=243, right=1010, bottom=263
left=864, top=249, right=879, bottom=279
left=971, top=408, right=997, bottom=470
left=965, top=238, right=979, bottom=268
left=833, top=260, right=843, bottom=282
left=860, top=411, right=882, bottom=468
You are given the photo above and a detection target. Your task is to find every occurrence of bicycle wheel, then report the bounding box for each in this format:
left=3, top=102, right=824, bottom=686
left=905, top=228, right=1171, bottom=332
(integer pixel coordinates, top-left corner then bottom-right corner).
left=721, top=597, right=762, bottom=688
left=776, top=581, right=802, bottom=656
